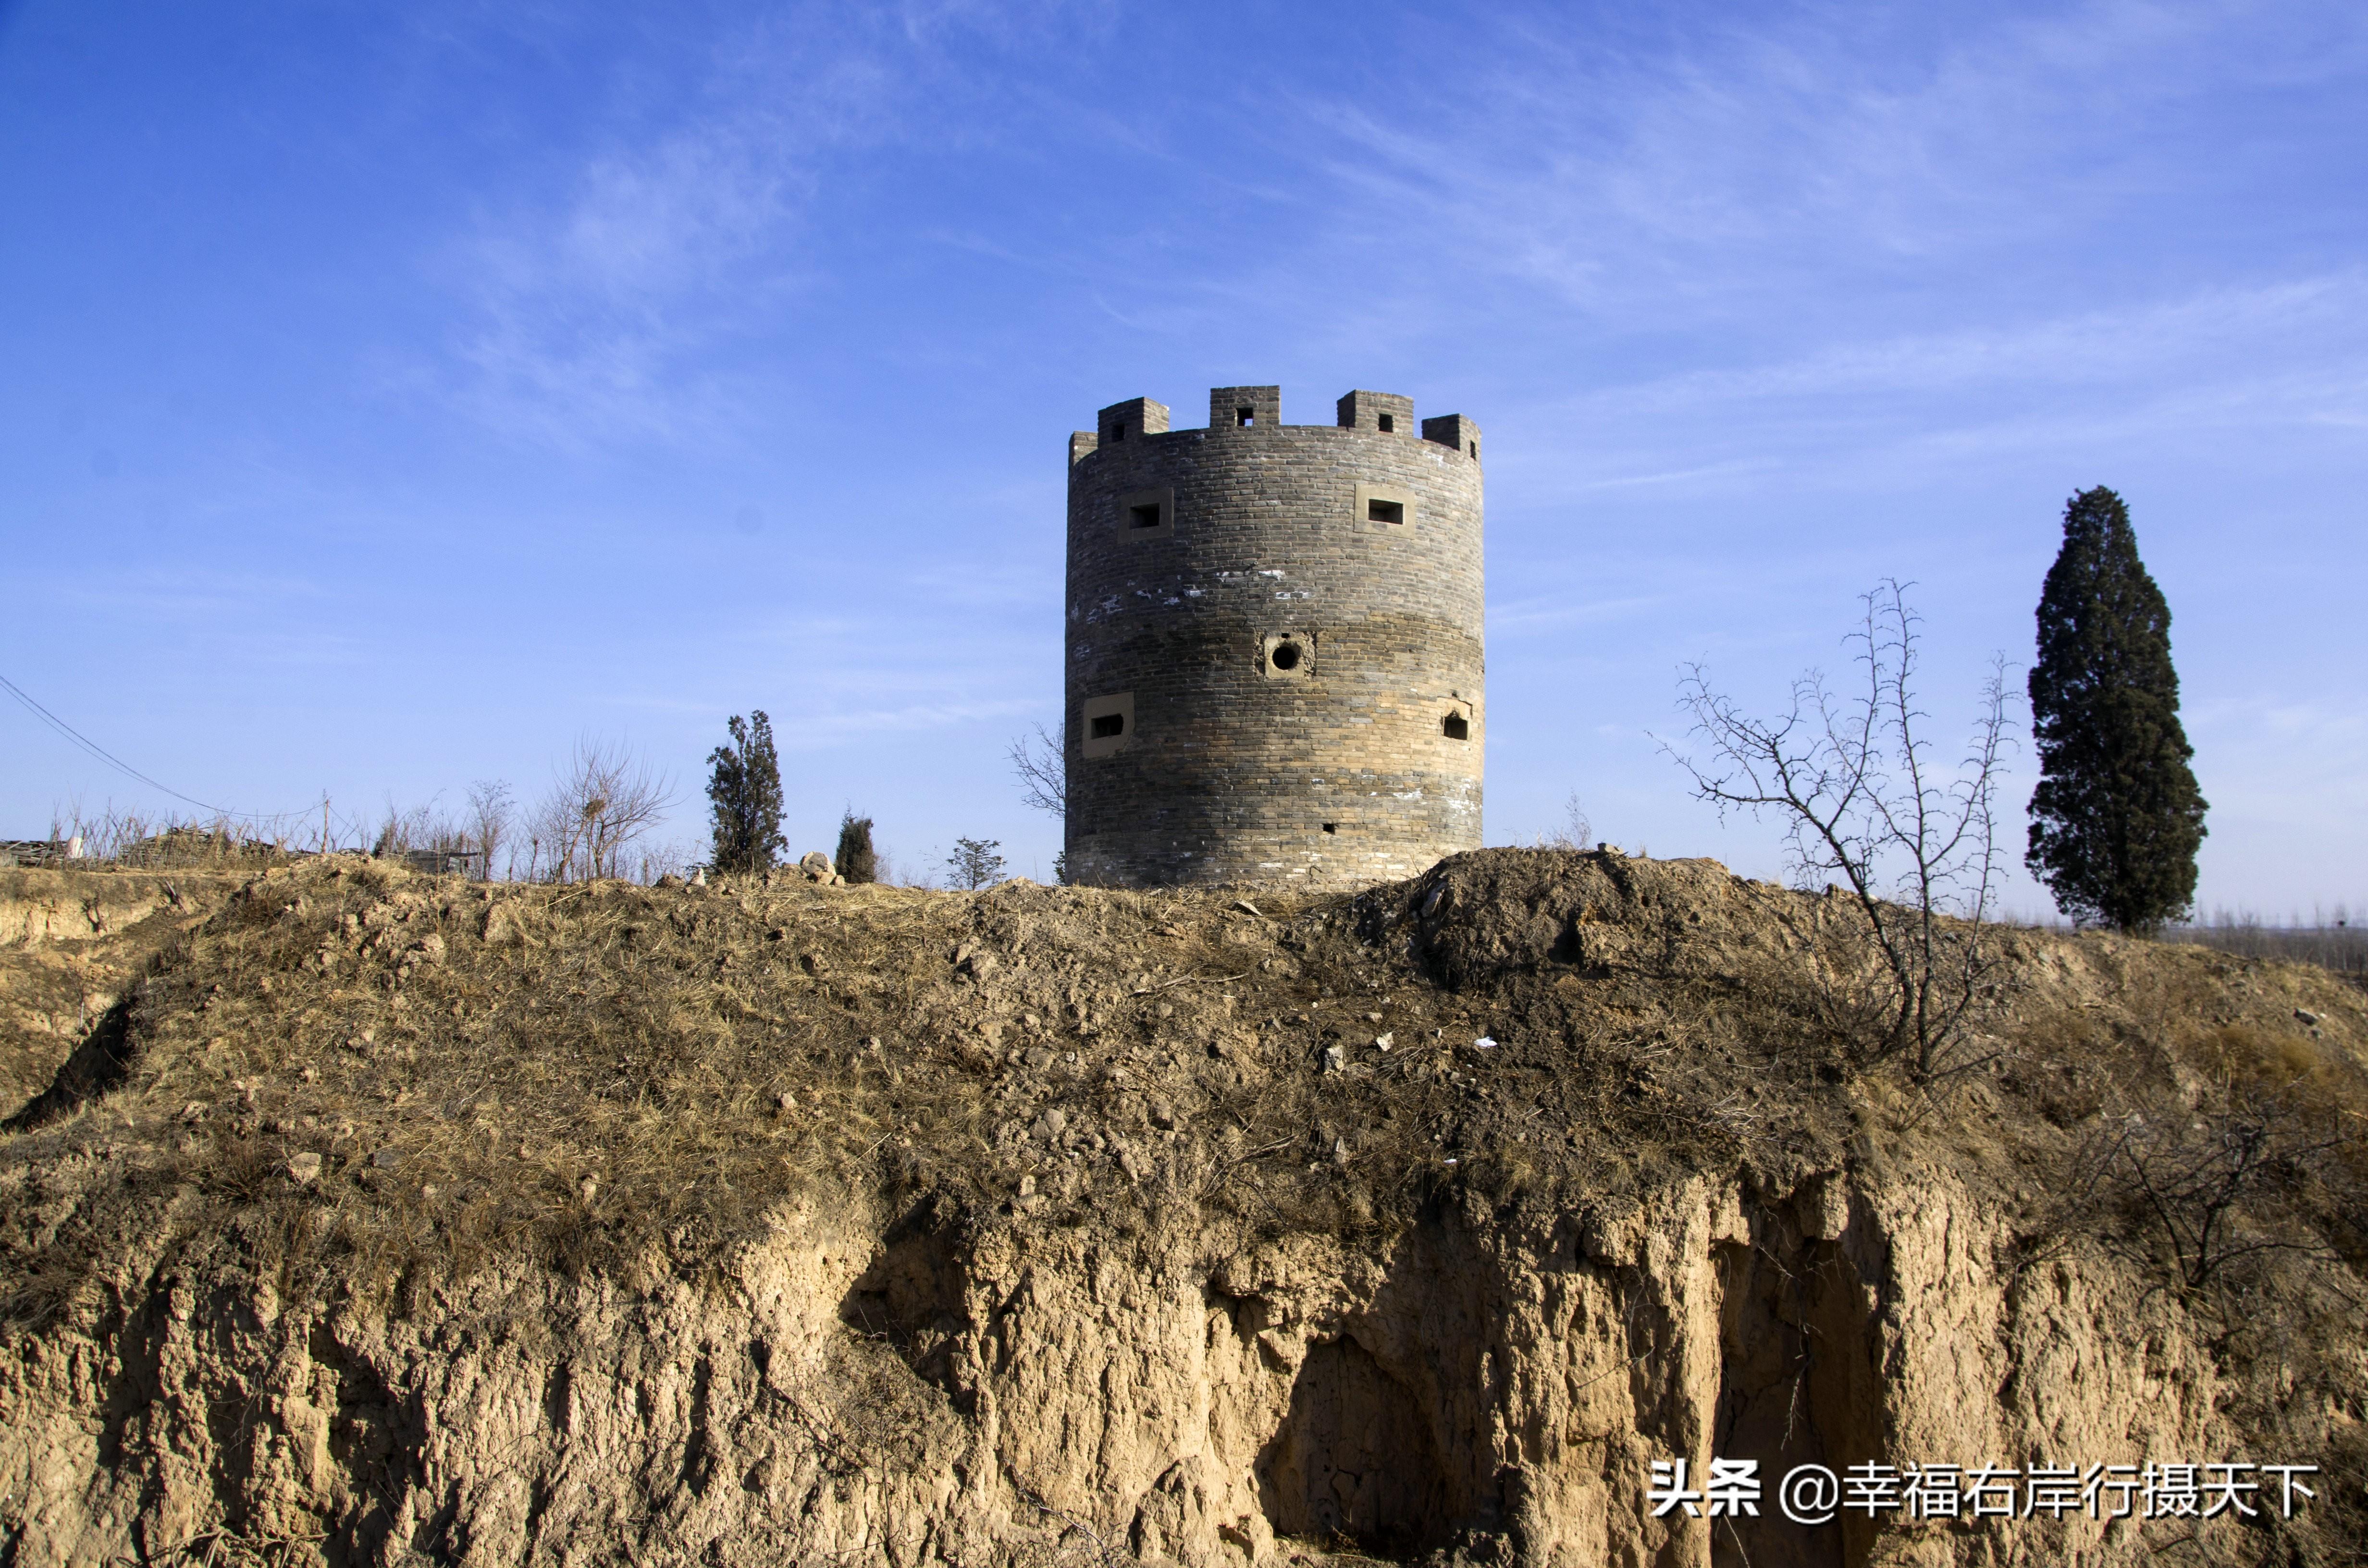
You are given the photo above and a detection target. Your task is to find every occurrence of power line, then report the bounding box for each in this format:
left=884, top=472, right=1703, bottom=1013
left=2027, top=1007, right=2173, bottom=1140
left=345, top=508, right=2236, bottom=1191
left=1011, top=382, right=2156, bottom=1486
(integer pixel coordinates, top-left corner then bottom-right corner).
left=0, top=670, right=285, bottom=822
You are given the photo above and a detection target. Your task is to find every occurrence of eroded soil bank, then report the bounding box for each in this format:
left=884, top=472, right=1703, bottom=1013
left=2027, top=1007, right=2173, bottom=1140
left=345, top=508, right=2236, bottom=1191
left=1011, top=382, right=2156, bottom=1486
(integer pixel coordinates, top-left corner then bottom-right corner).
left=3, top=851, right=2363, bottom=1566
left=0, top=868, right=230, bottom=1113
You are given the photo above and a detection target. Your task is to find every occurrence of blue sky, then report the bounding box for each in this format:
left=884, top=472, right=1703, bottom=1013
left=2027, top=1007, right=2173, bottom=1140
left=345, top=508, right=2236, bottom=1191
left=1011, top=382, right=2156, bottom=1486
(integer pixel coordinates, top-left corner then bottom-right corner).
left=2, top=0, right=2362, bottom=912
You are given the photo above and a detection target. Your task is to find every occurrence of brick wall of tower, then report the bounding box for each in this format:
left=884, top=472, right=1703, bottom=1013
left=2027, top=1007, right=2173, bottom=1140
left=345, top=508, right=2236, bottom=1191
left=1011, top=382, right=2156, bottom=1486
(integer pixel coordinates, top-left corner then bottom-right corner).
left=1064, top=387, right=1485, bottom=889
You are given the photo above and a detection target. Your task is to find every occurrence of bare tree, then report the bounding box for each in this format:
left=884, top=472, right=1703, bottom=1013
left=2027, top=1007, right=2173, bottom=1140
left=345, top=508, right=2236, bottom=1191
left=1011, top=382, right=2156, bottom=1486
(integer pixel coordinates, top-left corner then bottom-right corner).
left=366, top=795, right=489, bottom=874
left=2076, top=1092, right=2351, bottom=1298
left=530, top=737, right=676, bottom=884
left=371, top=797, right=434, bottom=859
left=1664, top=582, right=2012, bottom=1079
left=467, top=779, right=514, bottom=881
left=1008, top=723, right=1065, bottom=818
left=1533, top=792, right=1594, bottom=851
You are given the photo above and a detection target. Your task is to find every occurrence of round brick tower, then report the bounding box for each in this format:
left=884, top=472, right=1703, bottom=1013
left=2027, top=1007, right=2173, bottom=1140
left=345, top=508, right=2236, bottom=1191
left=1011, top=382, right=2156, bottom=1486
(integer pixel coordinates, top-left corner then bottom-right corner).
left=1064, top=384, right=1484, bottom=889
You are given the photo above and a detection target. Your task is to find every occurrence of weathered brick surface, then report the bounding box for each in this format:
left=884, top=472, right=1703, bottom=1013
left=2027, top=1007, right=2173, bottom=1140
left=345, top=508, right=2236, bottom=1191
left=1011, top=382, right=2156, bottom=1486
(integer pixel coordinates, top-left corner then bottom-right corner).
left=1064, top=385, right=1484, bottom=889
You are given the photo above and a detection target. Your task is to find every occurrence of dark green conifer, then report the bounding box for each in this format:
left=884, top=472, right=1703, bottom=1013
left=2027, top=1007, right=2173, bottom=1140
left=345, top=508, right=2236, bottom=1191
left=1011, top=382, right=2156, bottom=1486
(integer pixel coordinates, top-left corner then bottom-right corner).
left=706, top=711, right=786, bottom=876
left=2026, top=488, right=2207, bottom=931
left=946, top=837, right=1005, bottom=891
left=835, top=811, right=877, bottom=885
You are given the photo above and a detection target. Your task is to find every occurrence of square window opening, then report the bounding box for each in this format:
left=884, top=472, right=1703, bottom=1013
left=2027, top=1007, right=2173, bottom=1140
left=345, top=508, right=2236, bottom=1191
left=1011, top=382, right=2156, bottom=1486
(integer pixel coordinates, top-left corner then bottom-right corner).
left=1377, top=413, right=1395, bottom=432
left=1081, top=692, right=1135, bottom=758
left=1236, top=406, right=1255, bottom=427
left=1109, top=425, right=1124, bottom=442
left=1443, top=712, right=1470, bottom=740
left=1368, top=499, right=1406, bottom=525
left=1118, top=487, right=1174, bottom=537
left=1321, top=822, right=1337, bottom=834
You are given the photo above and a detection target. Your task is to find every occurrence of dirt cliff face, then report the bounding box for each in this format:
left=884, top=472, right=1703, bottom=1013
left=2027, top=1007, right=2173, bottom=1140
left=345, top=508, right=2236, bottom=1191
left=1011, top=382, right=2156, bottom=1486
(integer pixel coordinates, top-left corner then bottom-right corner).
left=2, top=852, right=2362, bottom=1566
left=0, top=869, right=227, bottom=1113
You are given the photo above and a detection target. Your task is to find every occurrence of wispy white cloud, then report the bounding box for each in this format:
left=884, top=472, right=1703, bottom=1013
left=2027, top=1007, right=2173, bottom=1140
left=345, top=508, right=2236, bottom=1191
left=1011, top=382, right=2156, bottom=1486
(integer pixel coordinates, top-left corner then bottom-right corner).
left=1487, top=271, right=2368, bottom=502
left=1275, top=0, right=2368, bottom=352
left=1569, top=274, right=2368, bottom=409
left=1491, top=591, right=1672, bottom=635
left=437, top=113, right=811, bottom=446
left=423, top=5, right=992, bottom=447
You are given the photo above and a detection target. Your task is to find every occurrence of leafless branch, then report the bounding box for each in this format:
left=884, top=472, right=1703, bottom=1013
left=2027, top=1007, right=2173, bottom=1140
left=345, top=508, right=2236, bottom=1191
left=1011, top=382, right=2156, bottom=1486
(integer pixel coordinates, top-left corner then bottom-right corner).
left=1660, top=581, right=2017, bottom=1078
left=530, top=736, right=677, bottom=884
left=1008, top=723, right=1065, bottom=818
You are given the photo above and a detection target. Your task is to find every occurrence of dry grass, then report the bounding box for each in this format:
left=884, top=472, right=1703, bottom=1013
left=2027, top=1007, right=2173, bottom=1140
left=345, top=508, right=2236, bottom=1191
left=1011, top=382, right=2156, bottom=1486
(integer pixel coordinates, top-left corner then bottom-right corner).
left=1, top=854, right=1874, bottom=1331
left=1994, top=941, right=2368, bottom=1564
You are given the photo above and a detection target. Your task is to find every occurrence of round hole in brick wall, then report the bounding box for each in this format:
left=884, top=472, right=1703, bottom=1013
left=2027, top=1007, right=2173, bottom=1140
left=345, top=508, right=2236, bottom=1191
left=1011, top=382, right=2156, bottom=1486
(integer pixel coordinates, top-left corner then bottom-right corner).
left=1270, top=642, right=1304, bottom=672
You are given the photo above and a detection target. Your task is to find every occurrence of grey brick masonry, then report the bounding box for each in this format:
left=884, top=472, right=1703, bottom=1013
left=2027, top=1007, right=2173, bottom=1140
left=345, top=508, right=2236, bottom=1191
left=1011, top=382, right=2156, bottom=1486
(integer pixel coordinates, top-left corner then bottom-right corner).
left=1064, top=384, right=1484, bottom=889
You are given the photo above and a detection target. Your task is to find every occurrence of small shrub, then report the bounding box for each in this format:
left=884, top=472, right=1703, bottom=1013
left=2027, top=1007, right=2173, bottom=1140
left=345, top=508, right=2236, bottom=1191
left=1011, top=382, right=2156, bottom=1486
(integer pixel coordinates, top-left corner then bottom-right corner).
left=946, top=838, right=1004, bottom=891
left=836, top=812, right=878, bottom=885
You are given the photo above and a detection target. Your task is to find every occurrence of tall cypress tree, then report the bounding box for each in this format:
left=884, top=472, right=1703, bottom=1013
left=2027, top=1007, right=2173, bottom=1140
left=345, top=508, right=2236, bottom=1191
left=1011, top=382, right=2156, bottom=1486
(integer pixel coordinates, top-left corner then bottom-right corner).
left=707, top=711, right=786, bottom=875
left=2026, top=487, right=2207, bottom=931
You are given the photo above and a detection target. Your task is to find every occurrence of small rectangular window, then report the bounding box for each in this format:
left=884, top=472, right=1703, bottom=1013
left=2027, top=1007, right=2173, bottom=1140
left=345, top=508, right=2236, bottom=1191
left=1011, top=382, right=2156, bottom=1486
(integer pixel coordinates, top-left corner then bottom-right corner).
left=1321, top=822, right=1337, bottom=834
left=1236, top=406, right=1254, bottom=427
left=1443, top=711, right=1469, bottom=740
left=1469, top=441, right=1478, bottom=456
left=1377, top=414, right=1395, bottom=433
left=1353, top=482, right=1414, bottom=529
left=1110, top=425, right=1124, bottom=442
left=1118, top=487, right=1173, bottom=539
left=1082, top=691, right=1135, bottom=758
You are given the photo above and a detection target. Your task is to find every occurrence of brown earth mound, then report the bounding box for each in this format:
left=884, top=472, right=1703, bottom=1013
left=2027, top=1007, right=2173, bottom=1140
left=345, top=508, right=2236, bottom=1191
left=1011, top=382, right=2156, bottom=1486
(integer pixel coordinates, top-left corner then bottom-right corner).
left=1, top=851, right=2363, bottom=1566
